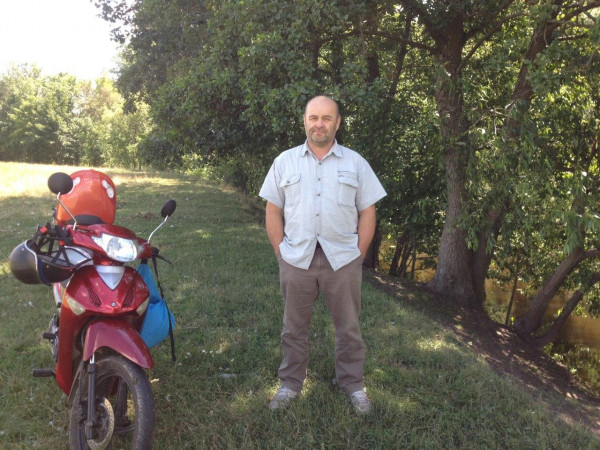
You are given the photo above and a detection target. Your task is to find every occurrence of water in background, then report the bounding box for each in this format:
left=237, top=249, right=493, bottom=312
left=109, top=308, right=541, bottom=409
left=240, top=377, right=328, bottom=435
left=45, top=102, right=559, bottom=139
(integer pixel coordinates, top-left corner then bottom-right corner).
left=407, top=261, right=600, bottom=350
left=485, top=280, right=600, bottom=349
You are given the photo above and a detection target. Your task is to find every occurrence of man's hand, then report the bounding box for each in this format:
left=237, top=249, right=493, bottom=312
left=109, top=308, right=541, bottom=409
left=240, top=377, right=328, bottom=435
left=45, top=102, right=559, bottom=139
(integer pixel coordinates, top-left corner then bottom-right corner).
left=265, top=201, right=284, bottom=257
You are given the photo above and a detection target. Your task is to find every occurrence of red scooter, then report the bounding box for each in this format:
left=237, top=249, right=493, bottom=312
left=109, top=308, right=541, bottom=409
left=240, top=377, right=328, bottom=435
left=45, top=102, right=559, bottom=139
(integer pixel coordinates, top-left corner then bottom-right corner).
left=9, top=170, right=175, bottom=449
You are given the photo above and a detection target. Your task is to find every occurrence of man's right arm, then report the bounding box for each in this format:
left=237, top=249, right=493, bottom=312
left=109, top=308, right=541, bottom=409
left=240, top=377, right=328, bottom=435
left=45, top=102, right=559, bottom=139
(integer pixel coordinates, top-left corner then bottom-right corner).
left=265, top=201, right=284, bottom=257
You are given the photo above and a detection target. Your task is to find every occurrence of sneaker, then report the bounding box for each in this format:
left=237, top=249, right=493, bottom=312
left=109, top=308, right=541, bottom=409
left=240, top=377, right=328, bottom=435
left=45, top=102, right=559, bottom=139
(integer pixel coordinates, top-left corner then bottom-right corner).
left=269, top=386, right=298, bottom=410
left=350, top=390, right=372, bottom=414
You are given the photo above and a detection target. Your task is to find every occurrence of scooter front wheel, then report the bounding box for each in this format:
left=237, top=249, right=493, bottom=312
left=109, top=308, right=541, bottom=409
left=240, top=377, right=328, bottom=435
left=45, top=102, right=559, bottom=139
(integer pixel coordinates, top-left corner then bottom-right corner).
left=69, top=354, right=155, bottom=450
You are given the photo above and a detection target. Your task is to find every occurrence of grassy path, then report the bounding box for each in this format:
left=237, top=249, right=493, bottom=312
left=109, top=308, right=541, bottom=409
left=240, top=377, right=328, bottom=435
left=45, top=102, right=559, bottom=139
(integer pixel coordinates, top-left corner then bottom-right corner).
left=0, top=163, right=597, bottom=448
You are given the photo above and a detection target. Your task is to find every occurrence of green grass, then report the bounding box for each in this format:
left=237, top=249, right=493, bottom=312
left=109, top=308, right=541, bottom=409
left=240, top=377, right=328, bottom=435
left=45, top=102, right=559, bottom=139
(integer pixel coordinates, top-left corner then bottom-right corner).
left=0, top=162, right=598, bottom=448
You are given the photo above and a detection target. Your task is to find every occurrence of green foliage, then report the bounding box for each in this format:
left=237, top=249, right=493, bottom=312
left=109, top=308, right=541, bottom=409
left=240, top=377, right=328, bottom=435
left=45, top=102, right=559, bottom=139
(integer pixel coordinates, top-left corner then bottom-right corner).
left=99, top=0, right=209, bottom=107
left=489, top=17, right=600, bottom=312
left=103, top=102, right=150, bottom=169
left=0, top=66, right=79, bottom=163
left=0, top=65, right=150, bottom=169
left=137, top=130, right=183, bottom=170
left=106, top=0, right=449, bottom=279
left=550, top=343, right=600, bottom=395
left=98, top=1, right=600, bottom=336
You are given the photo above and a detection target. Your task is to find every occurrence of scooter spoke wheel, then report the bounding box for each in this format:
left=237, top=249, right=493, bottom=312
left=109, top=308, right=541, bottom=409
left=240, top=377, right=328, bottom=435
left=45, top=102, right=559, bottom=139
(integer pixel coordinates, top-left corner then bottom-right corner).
left=69, top=355, right=155, bottom=449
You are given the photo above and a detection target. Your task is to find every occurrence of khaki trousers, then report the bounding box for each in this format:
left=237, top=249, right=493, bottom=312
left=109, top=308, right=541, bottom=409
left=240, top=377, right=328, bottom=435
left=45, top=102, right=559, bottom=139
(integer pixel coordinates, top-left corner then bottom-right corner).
left=277, top=248, right=365, bottom=394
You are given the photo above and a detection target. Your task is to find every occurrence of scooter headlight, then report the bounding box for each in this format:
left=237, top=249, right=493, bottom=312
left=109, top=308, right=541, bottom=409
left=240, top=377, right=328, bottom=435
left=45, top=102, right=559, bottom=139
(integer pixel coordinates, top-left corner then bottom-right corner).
left=92, top=234, right=141, bottom=262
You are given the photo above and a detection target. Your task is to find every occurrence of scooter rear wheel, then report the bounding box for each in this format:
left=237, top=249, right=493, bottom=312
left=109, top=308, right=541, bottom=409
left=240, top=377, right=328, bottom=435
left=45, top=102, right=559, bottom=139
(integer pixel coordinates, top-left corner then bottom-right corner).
left=69, top=354, right=155, bottom=449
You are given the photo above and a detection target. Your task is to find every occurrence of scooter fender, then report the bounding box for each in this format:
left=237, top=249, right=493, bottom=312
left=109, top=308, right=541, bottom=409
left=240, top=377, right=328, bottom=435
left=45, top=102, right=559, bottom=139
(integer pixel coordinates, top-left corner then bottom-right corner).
left=82, top=319, right=154, bottom=369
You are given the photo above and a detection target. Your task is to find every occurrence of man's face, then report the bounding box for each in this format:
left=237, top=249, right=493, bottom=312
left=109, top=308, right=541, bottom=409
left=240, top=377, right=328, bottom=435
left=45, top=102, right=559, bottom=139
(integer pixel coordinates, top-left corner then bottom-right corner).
left=303, top=97, right=341, bottom=150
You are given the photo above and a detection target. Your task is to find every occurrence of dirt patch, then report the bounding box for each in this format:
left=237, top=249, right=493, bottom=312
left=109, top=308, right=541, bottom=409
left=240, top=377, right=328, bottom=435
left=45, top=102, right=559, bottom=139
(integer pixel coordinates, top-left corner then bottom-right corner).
left=366, top=270, right=600, bottom=437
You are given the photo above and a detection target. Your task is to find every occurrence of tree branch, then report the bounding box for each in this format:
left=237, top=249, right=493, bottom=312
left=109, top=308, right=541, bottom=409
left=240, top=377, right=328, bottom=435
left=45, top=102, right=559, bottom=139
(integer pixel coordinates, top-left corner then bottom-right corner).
left=459, top=12, right=527, bottom=73
left=386, top=13, right=413, bottom=102
left=533, top=273, right=600, bottom=347
left=463, top=0, right=518, bottom=39
left=551, top=1, right=600, bottom=26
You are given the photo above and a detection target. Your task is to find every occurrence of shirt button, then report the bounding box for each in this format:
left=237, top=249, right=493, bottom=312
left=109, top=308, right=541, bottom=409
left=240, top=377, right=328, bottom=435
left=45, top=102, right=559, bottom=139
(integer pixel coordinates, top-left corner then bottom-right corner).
left=317, top=193, right=321, bottom=196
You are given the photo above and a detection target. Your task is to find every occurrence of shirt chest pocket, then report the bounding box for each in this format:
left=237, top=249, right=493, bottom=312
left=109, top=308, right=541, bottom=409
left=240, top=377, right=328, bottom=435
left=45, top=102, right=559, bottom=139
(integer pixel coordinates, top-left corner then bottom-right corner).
left=280, top=173, right=301, bottom=208
left=337, top=171, right=358, bottom=207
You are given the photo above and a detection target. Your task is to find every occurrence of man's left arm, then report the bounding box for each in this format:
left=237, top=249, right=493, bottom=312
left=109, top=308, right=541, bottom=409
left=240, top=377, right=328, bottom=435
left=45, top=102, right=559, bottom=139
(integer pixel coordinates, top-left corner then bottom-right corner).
left=357, top=204, right=377, bottom=259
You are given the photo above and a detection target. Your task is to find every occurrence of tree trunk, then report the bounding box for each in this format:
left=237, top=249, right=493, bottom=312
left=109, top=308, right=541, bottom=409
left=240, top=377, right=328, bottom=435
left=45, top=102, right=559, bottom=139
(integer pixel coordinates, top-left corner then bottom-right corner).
left=426, top=17, right=477, bottom=307
left=471, top=205, right=506, bottom=305
left=513, top=249, right=587, bottom=338
left=384, top=13, right=412, bottom=114
left=532, top=274, right=600, bottom=346
left=505, top=270, right=520, bottom=327
left=363, top=220, right=382, bottom=270
left=430, top=6, right=564, bottom=309
left=533, top=290, right=584, bottom=347
left=410, top=237, right=417, bottom=280
left=388, top=233, right=406, bottom=276
left=398, top=241, right=411, bottom=278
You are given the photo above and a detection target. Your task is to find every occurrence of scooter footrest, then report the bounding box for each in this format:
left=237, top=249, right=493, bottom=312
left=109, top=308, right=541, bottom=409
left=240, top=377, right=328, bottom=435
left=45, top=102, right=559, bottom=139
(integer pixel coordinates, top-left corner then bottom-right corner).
left=32, top=369, right=56, bottom=378
left=42, top=332, right=56, bottom=340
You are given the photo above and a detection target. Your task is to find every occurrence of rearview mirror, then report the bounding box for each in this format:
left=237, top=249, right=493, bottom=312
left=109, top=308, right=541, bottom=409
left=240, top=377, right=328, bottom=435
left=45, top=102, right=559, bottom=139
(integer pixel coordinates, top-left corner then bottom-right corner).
left=48, top=172, right=73, bottom=196
left=160, top=199, right=176, bottom=218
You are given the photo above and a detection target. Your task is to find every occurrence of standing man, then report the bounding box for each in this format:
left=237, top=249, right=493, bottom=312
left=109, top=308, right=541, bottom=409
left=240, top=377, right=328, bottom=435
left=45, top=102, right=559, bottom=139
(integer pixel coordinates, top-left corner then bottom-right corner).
left=259, top=95, right=386, bottom=413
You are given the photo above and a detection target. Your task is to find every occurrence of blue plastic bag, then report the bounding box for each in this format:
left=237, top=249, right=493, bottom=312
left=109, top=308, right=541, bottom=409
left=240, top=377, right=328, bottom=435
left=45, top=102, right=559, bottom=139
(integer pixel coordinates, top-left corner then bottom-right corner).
left=137, top=263, right=175, bottom=348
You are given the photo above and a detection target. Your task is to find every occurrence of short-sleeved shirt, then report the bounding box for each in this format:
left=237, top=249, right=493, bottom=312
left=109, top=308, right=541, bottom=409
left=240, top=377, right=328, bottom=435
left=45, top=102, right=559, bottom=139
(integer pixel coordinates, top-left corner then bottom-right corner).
left=259, top=141, right=387, bottom=271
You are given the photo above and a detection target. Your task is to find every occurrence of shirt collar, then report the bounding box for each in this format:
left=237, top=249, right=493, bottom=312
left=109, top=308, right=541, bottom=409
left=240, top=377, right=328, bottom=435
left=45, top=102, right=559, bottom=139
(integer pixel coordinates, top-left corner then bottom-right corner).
left=299, top=140, right=344, bottom=158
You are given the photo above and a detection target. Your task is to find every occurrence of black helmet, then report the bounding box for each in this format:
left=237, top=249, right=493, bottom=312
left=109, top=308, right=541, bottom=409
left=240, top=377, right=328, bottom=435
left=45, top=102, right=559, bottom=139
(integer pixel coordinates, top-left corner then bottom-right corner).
left=9, top=240, right=91, bottom=285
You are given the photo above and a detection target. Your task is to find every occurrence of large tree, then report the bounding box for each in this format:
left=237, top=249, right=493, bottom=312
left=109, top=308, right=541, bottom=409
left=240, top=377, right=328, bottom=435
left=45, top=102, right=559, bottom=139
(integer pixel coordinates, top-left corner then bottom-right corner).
left=390, top=1, right=599, bottom=311
left=94, top=0, right=209, bottom=108
left=98, top=0, right=600, bottom=343
left=0, top=66, right=146, bottom=167
left=0, top=67, right=79, bottom=163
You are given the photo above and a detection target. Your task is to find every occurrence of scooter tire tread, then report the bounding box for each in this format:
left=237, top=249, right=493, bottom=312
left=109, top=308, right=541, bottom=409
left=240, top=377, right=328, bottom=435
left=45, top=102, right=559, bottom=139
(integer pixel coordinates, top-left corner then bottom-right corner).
left=68, top=354, right=155, bottom=449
